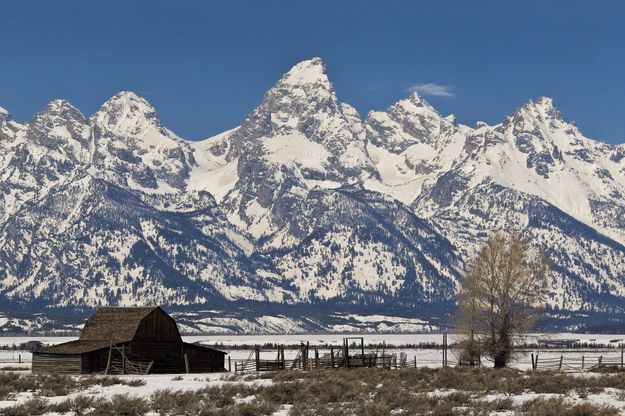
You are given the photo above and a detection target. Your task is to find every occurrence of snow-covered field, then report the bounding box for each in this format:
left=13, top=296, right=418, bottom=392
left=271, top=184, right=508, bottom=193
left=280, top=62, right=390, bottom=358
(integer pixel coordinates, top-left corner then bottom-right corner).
left=3, top=333, right=625, bottom=415
left=2, top=333, right=625, bottom=371
left=3, top=363, right=625, bottom=415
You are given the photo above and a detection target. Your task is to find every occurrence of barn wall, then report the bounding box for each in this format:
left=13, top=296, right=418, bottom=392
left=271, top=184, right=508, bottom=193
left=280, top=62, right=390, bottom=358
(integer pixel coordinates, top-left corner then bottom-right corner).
left=126, top=342, right=183, bottom=373
left=86, top=348, right=111, bottom=373
left=32, top=353, right=85, bottom=374
left=133, top=309, right=181, bottom=342
left=183, top=344, right=226, bottom=373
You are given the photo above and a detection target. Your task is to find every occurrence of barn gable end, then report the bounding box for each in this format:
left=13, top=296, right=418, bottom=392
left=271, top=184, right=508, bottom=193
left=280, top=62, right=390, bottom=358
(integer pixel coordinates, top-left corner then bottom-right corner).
left=133, top=308, right=182, bottom=342
left=79, top=306, right=161, bottom=342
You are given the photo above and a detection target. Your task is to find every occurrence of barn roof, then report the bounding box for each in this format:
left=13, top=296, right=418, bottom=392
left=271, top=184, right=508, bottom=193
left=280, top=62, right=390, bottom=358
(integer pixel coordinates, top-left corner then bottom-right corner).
left=34, top=340, right=112, bottom=355
left=79, top=306, right=160, bottom=342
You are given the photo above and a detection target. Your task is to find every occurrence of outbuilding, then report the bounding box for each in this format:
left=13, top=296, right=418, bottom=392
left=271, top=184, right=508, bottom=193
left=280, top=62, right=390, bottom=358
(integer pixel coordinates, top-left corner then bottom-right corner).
left=32, top=306, right=226, bottom=374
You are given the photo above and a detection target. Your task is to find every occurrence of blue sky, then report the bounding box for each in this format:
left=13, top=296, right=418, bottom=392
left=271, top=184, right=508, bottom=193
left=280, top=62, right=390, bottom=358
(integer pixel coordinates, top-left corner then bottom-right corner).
left=1, top=0, right=624, bottom=143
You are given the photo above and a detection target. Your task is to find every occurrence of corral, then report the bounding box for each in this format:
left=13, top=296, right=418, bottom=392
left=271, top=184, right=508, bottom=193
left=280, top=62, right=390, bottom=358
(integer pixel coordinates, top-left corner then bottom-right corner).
left=31, top=306, right=226, bottom=374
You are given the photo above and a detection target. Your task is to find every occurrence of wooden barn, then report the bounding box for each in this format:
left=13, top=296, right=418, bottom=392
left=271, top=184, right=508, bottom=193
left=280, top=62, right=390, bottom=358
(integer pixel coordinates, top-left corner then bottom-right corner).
left=32, top=306, right=226, bottom=374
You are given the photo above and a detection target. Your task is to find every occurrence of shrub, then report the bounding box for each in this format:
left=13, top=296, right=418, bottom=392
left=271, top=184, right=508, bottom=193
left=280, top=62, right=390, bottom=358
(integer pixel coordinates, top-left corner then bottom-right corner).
left=125, top=378, right=146, bottom=387
left=151, top=389, right=203, bottom=416
left=1, top=397, right=49, bottom=416
left=230, top=401, right=278, bottom=416
left=520, top=397, right=619, bottom=416
left=89, top=394, right=149, bottom=416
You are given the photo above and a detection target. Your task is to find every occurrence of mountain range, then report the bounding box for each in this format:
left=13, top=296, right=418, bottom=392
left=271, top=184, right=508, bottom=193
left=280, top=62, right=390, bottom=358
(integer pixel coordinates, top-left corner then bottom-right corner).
left=1, top=57, right=624, bottom=334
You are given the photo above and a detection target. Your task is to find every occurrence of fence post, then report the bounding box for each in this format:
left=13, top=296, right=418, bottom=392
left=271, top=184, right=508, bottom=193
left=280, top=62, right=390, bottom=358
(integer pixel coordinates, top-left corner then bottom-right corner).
left=255, top=346, right=260, bottom=372
left=621, top=343, right=623, bottom=368
left=582, top=356, right=584, bottom=370
left=306, top=342, right=310, bottom=370
left=281, top=346, right=285, bottom=369
left=558, top=355, right=563, bottom=371
left=442, top=334, right=444, bottom=367
left=18, top=354, right=21, bottom=364
left=228, top=356, right=231, bottom=372
left=184, top=354, right=190, bottom=374
left=361, top=338, right=365, bottom=366
left=105, top=341, right=113, bottom=375
left=442, top=333, right=448, bottom=367
left=330, top=346, right=335, bottom=367
left=414, top=356, right=417, bottom=368
left=599, top=356, right=603, bottom=367
left=531, top=353, right=535, bottom=370
left=315, top=348, right=319, bottom=369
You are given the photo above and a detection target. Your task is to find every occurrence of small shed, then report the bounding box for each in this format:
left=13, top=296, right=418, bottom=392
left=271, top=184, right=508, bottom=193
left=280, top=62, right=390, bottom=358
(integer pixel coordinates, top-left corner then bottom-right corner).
left=32, top=306, right=226, bottom=374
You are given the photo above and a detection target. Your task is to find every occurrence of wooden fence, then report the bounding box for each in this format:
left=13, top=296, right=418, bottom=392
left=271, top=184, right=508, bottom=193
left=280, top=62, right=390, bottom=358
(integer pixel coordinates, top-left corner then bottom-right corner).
left=532, top=353, right=624, bottom=372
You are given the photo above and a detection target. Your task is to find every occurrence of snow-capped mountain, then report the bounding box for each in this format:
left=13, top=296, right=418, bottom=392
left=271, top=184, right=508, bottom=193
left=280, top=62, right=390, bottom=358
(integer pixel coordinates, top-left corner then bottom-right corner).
left=1, top=57, right=624, bottom=332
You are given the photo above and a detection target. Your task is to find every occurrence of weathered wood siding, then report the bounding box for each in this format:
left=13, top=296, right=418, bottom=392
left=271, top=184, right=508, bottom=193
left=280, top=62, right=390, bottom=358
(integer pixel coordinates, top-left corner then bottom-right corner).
left=183, top=344, right=226, bottom=373
left=125, top=342, right=182, bottom=373
left=133, top=309, right=181, bottom=342
left=32, top=353, right=85, bottom=374
left=86, top=348, right=112, bottom=373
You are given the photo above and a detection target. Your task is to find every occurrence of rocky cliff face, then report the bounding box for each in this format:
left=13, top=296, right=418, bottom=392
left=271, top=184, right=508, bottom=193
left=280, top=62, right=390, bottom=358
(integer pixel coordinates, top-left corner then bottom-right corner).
left=1, top=58, right=624, bottom=332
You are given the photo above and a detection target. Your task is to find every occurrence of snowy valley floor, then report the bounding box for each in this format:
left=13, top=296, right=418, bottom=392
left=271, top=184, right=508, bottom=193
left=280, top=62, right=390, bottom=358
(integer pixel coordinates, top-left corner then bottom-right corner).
left=3, top=367, right=625, bottom=415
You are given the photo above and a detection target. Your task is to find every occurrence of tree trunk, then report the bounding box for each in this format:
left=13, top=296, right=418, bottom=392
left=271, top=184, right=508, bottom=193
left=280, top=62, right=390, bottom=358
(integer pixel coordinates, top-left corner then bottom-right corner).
left=494, top=351, right=507, bottom=368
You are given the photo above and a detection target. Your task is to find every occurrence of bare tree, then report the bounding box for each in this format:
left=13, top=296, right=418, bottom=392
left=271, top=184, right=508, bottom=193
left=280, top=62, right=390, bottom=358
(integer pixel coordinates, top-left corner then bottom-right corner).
left=458, top=231, right=549, bottom=368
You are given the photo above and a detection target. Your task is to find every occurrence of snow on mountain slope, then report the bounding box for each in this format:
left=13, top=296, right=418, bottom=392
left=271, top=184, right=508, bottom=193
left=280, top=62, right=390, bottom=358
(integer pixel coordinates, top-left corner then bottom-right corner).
left=201, top=58, right=379, bottom=241
left=221, top=57, right=374, bottom=180
left=0, top=175, right=289, bottom=307
left=0, top=100, right=93, bottom=222
left=408, top=97, right=625, bottom=310
left=1, top=57, right=624, bottom=328
left=269, top=186, right=459, bottom=303
left=415, top=97, right=625, bottom=245
left=363, top=92, right=468, bottom=204
left=189, top=128, right=240, bottom=202
left=415, top=181, right=625, bottom=310
left=92, top=91, right=196, bottom=193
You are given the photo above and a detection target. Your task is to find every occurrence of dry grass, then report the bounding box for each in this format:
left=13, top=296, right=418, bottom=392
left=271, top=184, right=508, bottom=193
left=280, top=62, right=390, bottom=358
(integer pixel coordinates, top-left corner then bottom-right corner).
left=520, top=397, right=620, bottom=416
left=2, top=368, right=625, bottom=415
left=0, top=367, right=28, bottom=372
left=262, top=368, right=625, bottom=415
left=0, top=372, right=145, bottom=400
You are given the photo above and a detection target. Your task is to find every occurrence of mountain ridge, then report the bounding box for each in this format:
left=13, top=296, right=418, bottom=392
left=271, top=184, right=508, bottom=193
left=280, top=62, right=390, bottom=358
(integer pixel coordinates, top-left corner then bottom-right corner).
left=1, top=57, right=624, bottom=333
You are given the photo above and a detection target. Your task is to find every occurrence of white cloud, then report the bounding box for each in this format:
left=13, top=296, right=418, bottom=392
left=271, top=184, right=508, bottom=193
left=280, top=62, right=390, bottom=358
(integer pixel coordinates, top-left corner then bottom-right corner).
left=405, top=83, right=455, bottom=98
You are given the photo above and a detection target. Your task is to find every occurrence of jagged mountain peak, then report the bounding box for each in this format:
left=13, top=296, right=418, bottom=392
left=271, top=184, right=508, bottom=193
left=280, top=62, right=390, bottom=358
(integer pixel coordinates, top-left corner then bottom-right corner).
left=365, top=90, right=461, bottom=155
left=265, top=57, right=338, bottom=110
left=399, top=91, right=441, bottom=118
left=533, top=96, right=555, bottom=107
left=93, top=91, right=162, bottom=138
left=406, top=90, right=436, bottom=109
left=0, top=106, right=11, bottom=121
left=279, top=57, right=329, bottom=87
left=102, top=91, right=155, bottom=111
left=228, top=56, right=361, bottom=152
left=512, top=96, right=564, bottom=124
left=41, top=99, right=86, bottom=121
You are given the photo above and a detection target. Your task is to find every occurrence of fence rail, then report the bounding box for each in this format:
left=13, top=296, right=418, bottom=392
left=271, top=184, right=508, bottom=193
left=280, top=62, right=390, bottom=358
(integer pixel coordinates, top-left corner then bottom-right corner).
left=532, top=353, right=624, bottom=372
left=4, top=334, right=625, bottom=375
